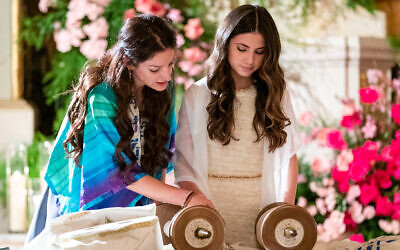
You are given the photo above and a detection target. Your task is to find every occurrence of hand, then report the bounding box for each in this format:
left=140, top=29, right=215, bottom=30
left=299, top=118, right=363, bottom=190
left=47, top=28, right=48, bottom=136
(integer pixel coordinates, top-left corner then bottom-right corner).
left=187, top=193, right=215, bottom=209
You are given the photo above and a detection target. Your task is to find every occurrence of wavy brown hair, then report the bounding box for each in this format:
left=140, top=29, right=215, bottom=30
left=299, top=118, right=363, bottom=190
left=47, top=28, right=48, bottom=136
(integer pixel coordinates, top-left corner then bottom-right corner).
left=206, top=4, right=290, bottom=152
left=63, top=14, right=176, bottom=177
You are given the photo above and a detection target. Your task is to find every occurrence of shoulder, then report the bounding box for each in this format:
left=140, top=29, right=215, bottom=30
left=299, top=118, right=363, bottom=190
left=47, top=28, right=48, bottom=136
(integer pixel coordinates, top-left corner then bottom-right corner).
left=87, top=82, right=118, bottom=112
left=184, top=77, right=210, bottom=102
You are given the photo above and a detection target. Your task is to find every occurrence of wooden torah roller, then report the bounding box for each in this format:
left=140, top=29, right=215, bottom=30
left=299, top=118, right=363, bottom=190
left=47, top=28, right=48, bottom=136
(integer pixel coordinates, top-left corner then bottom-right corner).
left=255, top=202, right=317, bottom=250
left=156, top=204, right=225, bottom=250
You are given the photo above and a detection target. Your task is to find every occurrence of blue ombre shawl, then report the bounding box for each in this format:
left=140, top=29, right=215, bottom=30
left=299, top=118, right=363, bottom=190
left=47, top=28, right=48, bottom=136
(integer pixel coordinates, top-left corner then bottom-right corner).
left=44, top=82, right=176, bottom=215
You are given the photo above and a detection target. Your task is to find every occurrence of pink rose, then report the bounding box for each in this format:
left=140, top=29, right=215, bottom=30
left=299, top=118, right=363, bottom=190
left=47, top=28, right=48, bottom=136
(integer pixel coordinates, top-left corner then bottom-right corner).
left=83, top=17, right=109, bottom=40
left=361, top=116, right=377, bottom=139
left=392, top=204, right=400, bottom=220
left=92, top=0, right=112, bottom=7
left=298, top=110, right=313, bottom=126
left=184, top=47, right=208, bottom=62
left=391, top=104, right=400, bottom=125
left=340, top=113, right=362, bottom=131
left=332, top=167, right=350, bottom=193
left=349, top=201, right=364, bottom=223
left=135, top=0, right=154, bottom=13
left=346, top=185, right=360, bottom=203
left=167, top=8, right=183, bottom=23
left=85, top=2, right=105, bottom=21
left=359, top=87, right=380, bottom=104
left=316, top=198, right=327, bottom=215
left=359, top=182, right=378, bottom=205
left=184, top=18, right=204, bottom=40
left=297, top=197, right=307, bottom=207
left=366, top=69, right=383, bottom=84
left=80, top=39, right=107, bottom=59
left=188, top=64, right=203, bottom=76
left=375, top=196, right=393, bottom=216
left=374, top=170, right=392, bottom=189
left=336, top=150, right=353, bottom=172
left=176, top=34, right=185, bottom=48
left=349, top=234, right=364, bottom=243
left=124, top=9, right=136, bottom=20
left=342, top=98, right=358, bottom=116
left=326, top=129, right=347, bottom=150
left=178, top=60, right=193, bottom=72
left=53, top=29, right=72, bottom=53
left=311, top=156, right=331, bottom=174
left=38, top=0, right=53, bottom=13
left=394, top=191, right=400, bottom=204
left=344, top=211, right=357, bottom=231
left=307, top=205, right=317, bottom=216
left=362, top=206, right=375, bottom=219
left=147, top=1, right=166, bottom=16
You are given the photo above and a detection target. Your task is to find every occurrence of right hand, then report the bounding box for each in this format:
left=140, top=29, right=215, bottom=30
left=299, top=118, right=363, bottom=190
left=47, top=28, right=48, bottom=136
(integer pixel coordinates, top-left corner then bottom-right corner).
left=187, top=193, right=215, bottom=209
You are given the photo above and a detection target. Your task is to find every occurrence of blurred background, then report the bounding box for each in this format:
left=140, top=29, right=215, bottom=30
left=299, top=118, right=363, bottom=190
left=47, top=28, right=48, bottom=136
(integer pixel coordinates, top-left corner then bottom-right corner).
left=0, top=0, right=399, bottom=249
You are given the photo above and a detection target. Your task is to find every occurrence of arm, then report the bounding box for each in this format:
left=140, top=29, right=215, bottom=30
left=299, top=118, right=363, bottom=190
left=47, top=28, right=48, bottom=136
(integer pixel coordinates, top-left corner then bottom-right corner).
left=283, top=154, right=298, bottom=204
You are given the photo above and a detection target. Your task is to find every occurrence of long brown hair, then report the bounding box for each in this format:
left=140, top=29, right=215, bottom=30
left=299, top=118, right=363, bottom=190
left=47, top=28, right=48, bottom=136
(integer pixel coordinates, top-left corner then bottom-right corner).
left=63, top=14, right=177, bottom=176
left=206, top=4, right=290, bottom=152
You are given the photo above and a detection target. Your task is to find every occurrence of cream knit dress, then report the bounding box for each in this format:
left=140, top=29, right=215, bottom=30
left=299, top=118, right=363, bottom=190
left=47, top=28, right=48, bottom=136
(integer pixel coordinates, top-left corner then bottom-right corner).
left=207, top=85, right=264, bottom=249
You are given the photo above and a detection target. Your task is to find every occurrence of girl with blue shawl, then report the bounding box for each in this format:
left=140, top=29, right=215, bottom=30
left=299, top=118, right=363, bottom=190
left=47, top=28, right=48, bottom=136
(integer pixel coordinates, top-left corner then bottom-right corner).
left=26, top=14, right=213, bottom=243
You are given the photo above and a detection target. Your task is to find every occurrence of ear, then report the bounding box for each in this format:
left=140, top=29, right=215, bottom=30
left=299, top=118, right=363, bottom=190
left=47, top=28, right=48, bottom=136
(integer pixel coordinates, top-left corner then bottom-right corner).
left=122, top=56, right=135, bottom=70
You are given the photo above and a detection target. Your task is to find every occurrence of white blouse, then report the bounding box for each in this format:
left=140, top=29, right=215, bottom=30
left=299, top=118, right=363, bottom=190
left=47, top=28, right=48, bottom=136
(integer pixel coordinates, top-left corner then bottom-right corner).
left=173, top=77, right=301, bottom=207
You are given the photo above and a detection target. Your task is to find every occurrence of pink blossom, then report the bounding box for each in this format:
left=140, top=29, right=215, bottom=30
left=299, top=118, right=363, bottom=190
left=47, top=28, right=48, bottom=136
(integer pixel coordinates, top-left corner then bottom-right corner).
left=80, top=39, right=107, bottom=60
left=184, top=18, right=204, bottom=40
left=184, top=47, right=208, bottom=62
left=317, top=211, right=346, bottom=242
left=359, top=87, right=380, bottom=104
left=297, top=197, right=307, bottom=207
left=311, top=156, right=331, bottom=174
left=176, top=34, right=185, bottom=48
left=38, top=0, right=54, bottom=13
left=83, top=17, right=109, bottom=40
left=178, top=60, right=193, bottom=72
left=375, top=196, right=393, bottom=216
left=349, top=234, right=364, bottom=243
left=135, top=0, right=154, bottom=13
left=324, top=194, right=336, bottom=212
left=175, top=76, right=186, bottom=85
left=188, top=64, right=203, bottom=76
left=379, top=219, right=400, bottom=234
left=309, top=182, right=318, bottom=192
left=346, top=185, right=360, bottom=203
left=394, top=191, right=400, bottom=204
left=326, top=129, right=347, bottom=150
left=332, top=167, right=350, bottom=193
left=85, top=2, right=105, bottom=21
left=349, top=201, right=364, bottom=223
left=316, top=198, right=327, bottom=215
left=361, top=115, right=377, bottom=139
left=167, top=8, right=183, bottom=23
left=124, top=9, right=136, bottom=20
left=307, top=205, right=317, bottom=216
left=92, top=0, right=112, bottom=7
left=374, top=170, right=392, bottom=189
left=359, top=182, right=378, bottom=205
left=362, top=206, right=375, bottom=219
left=392, top=104, right=400, bottom=125
left=342, top=98, right=358, bottom=116
left=344, top=211, right=357, bottom=231
left=147, top=1, right=166, bottom=16
left=316, top=128, right=332, bottom=146
left=298, top=110, right=313, bottom=126
left=349, top=141, right=380, bottom=182
left=366, top=69, right=383, bottom=84
left=392, top=204, right=400, bottom=220
left=53, top=29, right=72, bottom=53
left=68, top=0, right=88, bottom=21
left=67, top=26, right=85, bottom=47
left=340, top=113, right=362, bottom=131
left=336, top=150, right=353, bottom=171
left=297, top=174, right=307, bottom=183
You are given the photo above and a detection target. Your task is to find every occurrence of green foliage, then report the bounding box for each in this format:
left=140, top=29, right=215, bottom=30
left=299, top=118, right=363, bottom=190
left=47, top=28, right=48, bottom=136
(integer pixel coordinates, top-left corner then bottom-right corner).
left=346, top=0, right=376, bottom=13
left=104, top=0, right=135, bottom=45
left=0, top=152, right=6, bottom=208
left=26, top=132, right=53, bottom=179
left=359, top=218, right=387, bottom=241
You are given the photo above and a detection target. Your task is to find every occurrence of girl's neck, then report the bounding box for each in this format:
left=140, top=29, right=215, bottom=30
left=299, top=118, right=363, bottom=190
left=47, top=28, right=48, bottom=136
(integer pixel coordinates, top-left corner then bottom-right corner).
left=231, top=70, right=253, bottom=90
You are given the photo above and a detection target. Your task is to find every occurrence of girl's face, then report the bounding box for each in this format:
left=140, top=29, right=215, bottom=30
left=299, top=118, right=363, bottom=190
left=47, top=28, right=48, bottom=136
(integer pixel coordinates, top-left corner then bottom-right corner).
left=131, top=48, right=175, bottom=92
left=228, top=32, right=265, bottom=80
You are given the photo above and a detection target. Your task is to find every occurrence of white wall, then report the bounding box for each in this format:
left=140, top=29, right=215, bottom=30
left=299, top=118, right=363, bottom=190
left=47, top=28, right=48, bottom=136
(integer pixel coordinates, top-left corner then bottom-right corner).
left=0, top=0, right=12, bottom=100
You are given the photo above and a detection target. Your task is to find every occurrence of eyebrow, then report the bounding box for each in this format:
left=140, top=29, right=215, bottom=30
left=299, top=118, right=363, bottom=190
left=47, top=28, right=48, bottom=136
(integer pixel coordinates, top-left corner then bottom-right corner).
left=148, top=60, right=175, bottom=68
left=235, top=43, right=265, bottom=50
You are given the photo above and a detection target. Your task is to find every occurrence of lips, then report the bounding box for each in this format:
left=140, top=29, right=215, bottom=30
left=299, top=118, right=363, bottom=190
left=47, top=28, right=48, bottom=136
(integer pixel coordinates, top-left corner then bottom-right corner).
left=157, top=81, right=168, bottom=85
left=240, top=66, right=253, bottom=72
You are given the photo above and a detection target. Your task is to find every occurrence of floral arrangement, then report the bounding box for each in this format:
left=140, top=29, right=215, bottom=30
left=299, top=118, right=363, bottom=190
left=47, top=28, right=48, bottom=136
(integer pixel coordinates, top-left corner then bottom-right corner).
left=22, top=0, right=216, bottom=131
left=295, top=68, right=400, bottom=242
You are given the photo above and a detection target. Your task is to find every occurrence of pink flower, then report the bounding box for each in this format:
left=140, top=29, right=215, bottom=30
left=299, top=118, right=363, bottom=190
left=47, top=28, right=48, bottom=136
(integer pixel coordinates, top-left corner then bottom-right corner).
left=176, top=34, right=185, bottom=48
left=80, top=39, right=107, bottom=59
left=167, top=8, right=183, bottom=23
left=307, top=205, right=317, bottom=216
left=175, top=76, right=186, bottom=85
left=349, top=201, right=364, bottom=223
left=68, top=0, right=87, bottom=21
left=375, top=196, right=393, bottom=216
left=359, top=182, right=378, bottom=205
left=349, top=234, right=364, bottom=243
left=392, top=204, right=400, bottom=220
left=38, top=0, right=54, bottom=13
left=188, top=64, right=203, bottom=76
left=392, top=104, right=400, bottom=125
left=344, top=211, right=357, bottom=231
left=324, top=194, right=336, bottom=211
left=178, top=60, right=193, bottom=72
left=124, top=9, right=136, bottom=20
left=363, top=206, right=375, bottom=219
left=379, top=219, right=400, bottom=234
left=85, top=2, right=105, bottom=21
left=346, top=185, right=360, bottom=203
left=135, top=0, right=154, bottom=13
left=361, top=116, right=377, bottom=139
left=53, top=29, right=72, bottom=53
left=184, top=47, right=208, bottom=62
left=67, top=25, right=85, bottom=47
left=374, top=170, right=392, bottom=189
left=394, top=191, right=400, bottom=204
left=83, top=17, right=109, bottom=40
left=297, top=197, right=307, bottom=207
left=311, top=156, right=331, bottom=174
left=342, top=98, right=358, bottom=116
left=326, top=129, right=347, bottom=150
left=332, top=167, right=350, bottom=193
left=317, top=211, right=346, bottom=242
left=359, top=87, right=380, bottom=104
left=147, top=1, right=166, bottom=16
left=340, top=113, right=362, bottom=131
left=336, top=150, right=353, bottom=171
left=314, top=128, right=331, bottom=146
left=297, top=174, right=307, bottom=183
left=366, top=69, right=383, bottom=84
left=92, top=0, right=112, bottom=7
left=184, top=18, right=204, bottom=40
left=316, top=198, right=327, bottom=215
left=298, top=110, right=313, bottom=126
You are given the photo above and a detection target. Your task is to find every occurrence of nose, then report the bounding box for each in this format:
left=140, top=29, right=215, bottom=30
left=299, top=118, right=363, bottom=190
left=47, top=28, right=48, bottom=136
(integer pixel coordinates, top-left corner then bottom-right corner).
left=245, top=52, right=255, bottom=65
left=163, top=67, right=172, bottom=82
